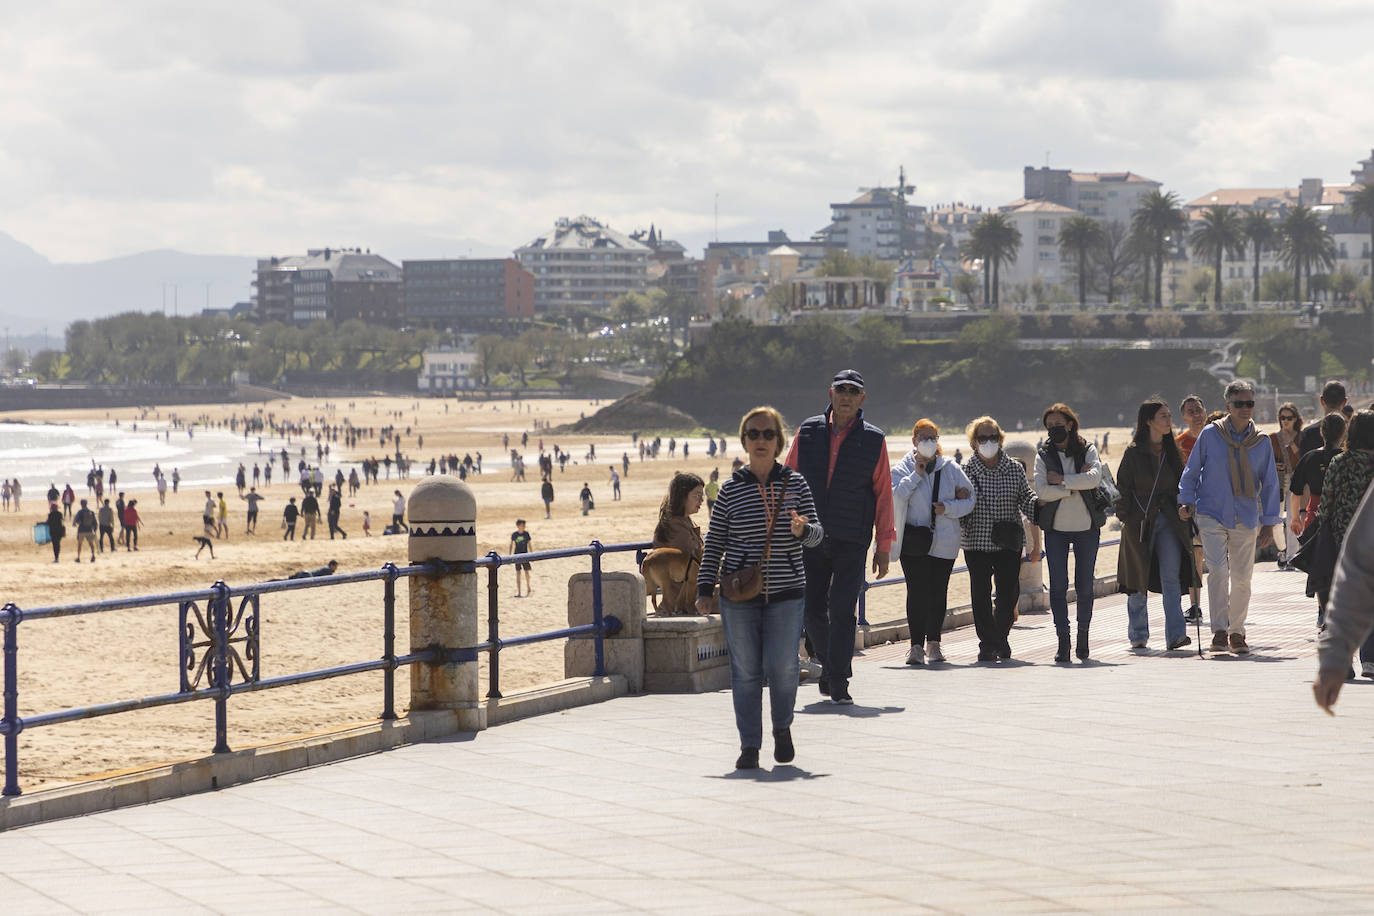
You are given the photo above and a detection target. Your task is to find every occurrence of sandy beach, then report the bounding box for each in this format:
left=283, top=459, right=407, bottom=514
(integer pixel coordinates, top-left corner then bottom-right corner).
left=2, top=391, right=1270, bottom=791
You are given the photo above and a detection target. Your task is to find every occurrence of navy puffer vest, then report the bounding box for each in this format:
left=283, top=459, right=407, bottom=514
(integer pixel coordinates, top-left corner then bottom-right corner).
left=795, top=408, right=885, bottom=545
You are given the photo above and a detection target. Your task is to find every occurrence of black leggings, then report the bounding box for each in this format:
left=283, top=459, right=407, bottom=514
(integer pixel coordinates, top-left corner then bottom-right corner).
left=899, top=553, right=956, bottom=644
left=965, top=549, right=1021, bottom=653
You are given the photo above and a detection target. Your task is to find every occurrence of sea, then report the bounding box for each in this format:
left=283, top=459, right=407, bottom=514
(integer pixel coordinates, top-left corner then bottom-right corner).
left=0, top=421, right=302, bottom=493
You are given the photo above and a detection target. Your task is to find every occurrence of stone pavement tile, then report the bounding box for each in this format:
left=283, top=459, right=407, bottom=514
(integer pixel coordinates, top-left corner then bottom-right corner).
left=0, top=876, right=77, bottom=916
left=416, top=873, right=629, bottom=912
left=277, top=872, right=476, bottom=911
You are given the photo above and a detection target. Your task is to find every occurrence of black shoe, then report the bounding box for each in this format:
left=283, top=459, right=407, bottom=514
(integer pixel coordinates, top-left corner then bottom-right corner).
left=1076, top=628, right=1090, bottom=660
left=773, top=728, right=795, bottom=764
left=1055, top=634, right=1071, bottom=663
left=735, top=747, right=759, bottom=769
left=818, top=678, right=830, bottom=698
left=977, top=648, right=998, bottom=662
left=831, top=679, right=853, bottom=705
left=998, top=640, right=1012, bottom=660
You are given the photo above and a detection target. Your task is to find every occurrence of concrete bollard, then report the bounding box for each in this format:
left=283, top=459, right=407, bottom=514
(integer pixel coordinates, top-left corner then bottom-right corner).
left=1003, top=440, right=1046, bottom=600
left=565, top=572, right=645, bottom=692
left=406, top=476, right=485, bottom=731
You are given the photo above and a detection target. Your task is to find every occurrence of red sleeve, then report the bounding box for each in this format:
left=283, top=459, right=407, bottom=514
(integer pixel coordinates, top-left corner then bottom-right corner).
left=871, top=445, right=895, bottom=552
left=783, top=435, right=800, bottom=470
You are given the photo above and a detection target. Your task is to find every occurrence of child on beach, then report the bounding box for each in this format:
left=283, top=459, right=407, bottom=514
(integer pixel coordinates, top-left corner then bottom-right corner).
left=193, top=535, right=216, bottom=559
left=362, top=510, right=372, bottom=536
left=509, top=519, right=533, bottom=597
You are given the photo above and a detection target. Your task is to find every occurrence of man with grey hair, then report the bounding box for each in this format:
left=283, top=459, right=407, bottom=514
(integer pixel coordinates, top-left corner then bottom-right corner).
left=1178, top=380, right=1282, bottom=654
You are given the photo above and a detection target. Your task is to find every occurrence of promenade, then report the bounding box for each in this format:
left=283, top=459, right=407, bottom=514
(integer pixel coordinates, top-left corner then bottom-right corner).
left=4, top=564, right=1374, bottom=913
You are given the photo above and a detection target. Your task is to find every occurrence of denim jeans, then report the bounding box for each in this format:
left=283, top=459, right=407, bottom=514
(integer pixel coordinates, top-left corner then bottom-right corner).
left=1126, top=517, right=1186, bottom=646
left=802, top=539, right=867, bottom=682
left=720, top=596, right=805, bottom=749
left=1043, top=527, right=1100, bottom=636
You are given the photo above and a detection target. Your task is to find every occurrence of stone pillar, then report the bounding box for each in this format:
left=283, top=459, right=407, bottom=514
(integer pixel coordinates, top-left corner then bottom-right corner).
left=564, top=571, right=645, bottom=692
left=406, top=476, right=484, bottom=731
left=1003, top=441, right=1046, bottom=602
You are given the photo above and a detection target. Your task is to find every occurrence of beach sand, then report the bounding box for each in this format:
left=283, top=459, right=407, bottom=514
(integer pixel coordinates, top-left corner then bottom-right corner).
left=1, top=393, right=1225, bottom=790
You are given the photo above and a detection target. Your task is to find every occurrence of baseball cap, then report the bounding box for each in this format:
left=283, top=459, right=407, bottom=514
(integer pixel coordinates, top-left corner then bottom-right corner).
left=830, top=369, right=864, bottom=391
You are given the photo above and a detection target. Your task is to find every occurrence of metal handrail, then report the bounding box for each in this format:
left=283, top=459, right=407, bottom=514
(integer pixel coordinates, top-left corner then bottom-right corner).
left=1, top=540, right=651, bottom=798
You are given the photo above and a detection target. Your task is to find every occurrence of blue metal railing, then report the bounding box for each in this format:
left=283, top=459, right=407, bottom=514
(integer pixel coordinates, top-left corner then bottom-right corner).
left=1, top=540, right=650, bottom=798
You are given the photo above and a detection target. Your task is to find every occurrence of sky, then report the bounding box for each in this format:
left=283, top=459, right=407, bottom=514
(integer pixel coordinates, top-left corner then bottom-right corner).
left=2, top=0, right=1373, bottom=265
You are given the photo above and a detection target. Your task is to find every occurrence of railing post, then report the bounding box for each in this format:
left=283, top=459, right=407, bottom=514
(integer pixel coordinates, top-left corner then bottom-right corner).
left=381, top=562, right=399, bottom=720
left=485, top=551, right=502, bottom=699
left=210, top=581, right=232, bottom=754
left=590, top=539, right=606, bottom=677
left=2, top=603, right=22, bottom=797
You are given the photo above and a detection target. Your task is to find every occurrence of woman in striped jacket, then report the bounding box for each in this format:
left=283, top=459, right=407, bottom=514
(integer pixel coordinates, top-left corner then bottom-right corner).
left=698, top=406, right=824, bottom=771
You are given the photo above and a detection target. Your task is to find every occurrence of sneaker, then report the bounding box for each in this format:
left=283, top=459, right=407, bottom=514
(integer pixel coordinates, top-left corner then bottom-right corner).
left=925, top=640, right=945, bottom=663
left=1130, top=640, right=1147, bottom=649
left=773, top=727, right=795, bottom=764
left=799, top=657, right=822, bottom=681
left=1362, top=662, right=1374, bottom=679
left=1229, top=632, right=1250, bottom=654
left=1167, top=636, right=1192, bottom=650
left=831, top=679, right=853, bottom=705
left=905, top=645, right=924, bottom=666
left=977, top=648, right=998, bottom=662
left=735, top=747, right=759, bottom=769
left=1211, top=631, right=1229, bottom=651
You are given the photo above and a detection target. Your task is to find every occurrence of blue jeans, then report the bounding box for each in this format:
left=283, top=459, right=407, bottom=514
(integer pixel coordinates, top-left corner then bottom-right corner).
left=720, top=596, right=805, bottom=749
left=1126, top=518, right=1186, bottom=646
left=1044, top=527, right=1100, bottom=635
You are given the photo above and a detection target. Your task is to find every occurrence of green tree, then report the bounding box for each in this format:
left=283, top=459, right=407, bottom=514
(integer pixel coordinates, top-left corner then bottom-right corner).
left=1144, top=312, right=1184, bottom=338
left=1088, top=220, right=1139, bottom=304
left=3, top=347, right=25, bottom=373
left=1280, top=205, right=1336, bottom=302
left=1058, top=215, right=1106, bottom=306
left=1130, top=190, right=1187, bottom=307
left=962, top=213, right=1021, bottom=309
left=30, top=349, right=63, bottom=380
left=1241, top=210, right=1276, bottom=305
left=1189, top=205, right=1246, bottom=308
left=1259, top=270, right=1294, bottom=303
left=952, top=272, right=978, bottom=306
left=1331, top=266, right=1361, bottom=305
left=474, top=334, right=503, bottom=387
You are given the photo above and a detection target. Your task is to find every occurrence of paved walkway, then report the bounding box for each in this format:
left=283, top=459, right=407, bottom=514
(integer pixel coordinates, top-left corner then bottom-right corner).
left=5, top=565, right=1374, bottom=913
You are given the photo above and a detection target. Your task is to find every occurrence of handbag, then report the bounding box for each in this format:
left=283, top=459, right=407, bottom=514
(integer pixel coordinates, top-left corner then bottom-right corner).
left=991, top=519, right=1024, bottom=552
left=901, top=468, right=941, bottom=558
left=720, top=481, right=777, bottom=602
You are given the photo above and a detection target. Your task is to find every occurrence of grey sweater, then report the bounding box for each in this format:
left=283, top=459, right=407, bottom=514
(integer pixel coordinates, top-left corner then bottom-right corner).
left=1317, top=483, right=1374, bottom=670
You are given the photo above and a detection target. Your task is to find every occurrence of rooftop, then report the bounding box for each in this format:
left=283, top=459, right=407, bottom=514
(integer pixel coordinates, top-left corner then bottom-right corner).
left=519, top=216, right=649, bottom=253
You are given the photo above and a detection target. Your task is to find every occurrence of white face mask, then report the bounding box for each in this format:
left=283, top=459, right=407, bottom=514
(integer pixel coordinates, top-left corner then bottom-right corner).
left=978, top=441, right=1000, bottom=460
left=915, top=440, right=938, bottom=459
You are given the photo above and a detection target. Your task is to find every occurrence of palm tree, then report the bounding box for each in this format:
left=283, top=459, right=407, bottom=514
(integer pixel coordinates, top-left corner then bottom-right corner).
left=1130, top=191, right=1186, bottom=308
left=1189, top=206, right=1246, bottom=308
left=963, top=213, right=1021, bottom=309
left=1348, top=182, right=1374, bottom=300
left=1241, top=210, right=1276, bottom=305
left=1058, top=216, right=1105, bottom=307
left=1280, top=205, right=1336, bottom=302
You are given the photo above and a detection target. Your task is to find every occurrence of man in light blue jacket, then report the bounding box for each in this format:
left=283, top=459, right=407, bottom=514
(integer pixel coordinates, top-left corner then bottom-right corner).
left=889, top=419, right=975, bottom=665
left=1178, top=380, right=1281, bottom=655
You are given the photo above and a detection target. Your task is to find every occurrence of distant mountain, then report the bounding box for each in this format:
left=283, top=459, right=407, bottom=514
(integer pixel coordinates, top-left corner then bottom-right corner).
left=0, top=231, right=51, bottom=270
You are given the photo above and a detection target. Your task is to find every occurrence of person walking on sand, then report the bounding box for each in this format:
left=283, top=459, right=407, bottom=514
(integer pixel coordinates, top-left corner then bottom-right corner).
left=97, top=498, right=116, bottom=553
left=362, top=510, right=372, bottom=536
left=122, top=499, right=141, bottom=551
left=609, top=466, right=621, bottom=500
left=392, top=490, right=408, bottom=532
left=784, top=369, right=894, bottom=706
left=300, top=490, right=319, bottom=539
left=156, top=472, right=167, bottom=505
left=61, top=483, right=75, bottom=520
left=216, top=492, right=230, bottom=539
left=242, top=487, right=264, bottom=533
left=282, top=496, right=299, bottom=540
left=510, top=519, right=533, bottom=597
left=579, top=482, right=593, bottom=516
left=44, top=501, right=65, bottom=563
left=1178, top=380, right=1281, bottom=655
left=326, top=485, right=347, bottom=539
left=73, top=498, right=98, bottom=563
left=541, top=479, right=554, bottom=519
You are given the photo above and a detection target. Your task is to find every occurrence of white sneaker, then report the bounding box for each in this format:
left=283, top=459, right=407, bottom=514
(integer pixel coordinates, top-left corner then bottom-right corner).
left=925, top=640, right=945, bottom=663
left=905, top=645, right=924, bottom=666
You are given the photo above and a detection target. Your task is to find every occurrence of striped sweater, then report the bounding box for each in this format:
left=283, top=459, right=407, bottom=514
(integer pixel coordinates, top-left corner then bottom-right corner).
left=698, top=463, right=824, bottom=602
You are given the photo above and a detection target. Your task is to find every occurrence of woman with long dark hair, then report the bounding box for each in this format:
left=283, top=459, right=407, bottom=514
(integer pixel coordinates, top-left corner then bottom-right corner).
left=1116, top=397, right=1199, bottom=650
left=642, top=471, right=706, bottom=615
left=1033, top=402, right=1104, bottom=662
left=1271, top=402, right=1303, bottom=559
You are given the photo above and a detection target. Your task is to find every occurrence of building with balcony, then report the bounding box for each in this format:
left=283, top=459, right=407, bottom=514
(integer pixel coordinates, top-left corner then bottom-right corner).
left=402, top=259, right=534, bottom=330
left=516, top=216, right=650, bottom=314
left=811, top=189, right=927, bottom=260
left=253, top=248, right=401, bottom=325
left=418, top=347, right=480, bottom=391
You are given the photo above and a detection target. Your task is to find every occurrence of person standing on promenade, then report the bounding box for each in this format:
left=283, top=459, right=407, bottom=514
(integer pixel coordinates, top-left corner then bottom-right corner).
left=1178, top=380, right=1281, bottom=655
left=282, top=496, right=299, bottom=540
left=960, top=417, right=1040, bottom=661
left=784, top=369, right=894, bottom=705
left=697, top=406, right=823, bottom=769
left=73, top=498, right=98, bottom=562
left=1034, top=403, right=1106, bottom=661
left=1312, top=480, right=1374, bottom=713
left=890, top=419, right=974, bottom=665
left=1300, top=380, right=1348, bottom=456
left=1309, top=412, right=1374, bottom=672
left=1116, top=398, right=1198, bottom=651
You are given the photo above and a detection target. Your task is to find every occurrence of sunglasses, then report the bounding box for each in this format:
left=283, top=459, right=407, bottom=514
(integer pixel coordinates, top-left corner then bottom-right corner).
left=974, top=435, right=999, bottom=444
left=1230, top=400, right=1256, bottom=409
left=833, top=385, right=862, bottom=396
left=1279, top=414, right=1297, bottom=422
left=745, top=428, right=778, bottom=441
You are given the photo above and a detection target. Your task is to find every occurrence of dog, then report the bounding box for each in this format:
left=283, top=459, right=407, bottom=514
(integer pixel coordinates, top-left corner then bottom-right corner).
left=640, top=547, right=699, bottom=615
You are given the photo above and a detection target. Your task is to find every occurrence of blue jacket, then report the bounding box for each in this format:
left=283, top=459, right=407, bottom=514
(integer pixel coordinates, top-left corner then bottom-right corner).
left=1177, top=420, right=1282, bottom=529
left=889, top=453, right=975, bottom=561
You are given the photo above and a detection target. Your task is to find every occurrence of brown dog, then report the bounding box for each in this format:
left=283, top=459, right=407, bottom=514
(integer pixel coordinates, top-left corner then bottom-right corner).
left=640, top=547, right=699, bottom=615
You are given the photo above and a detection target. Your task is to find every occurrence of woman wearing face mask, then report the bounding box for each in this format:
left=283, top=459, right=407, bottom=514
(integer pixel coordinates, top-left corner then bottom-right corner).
left=1116, top=397, right=1199, bottom=651
left=960, top=417, right=1039, bottom=662
left=890, top=419, right=976, bottom=665
left=1034, top=402, right=1105, bottom=662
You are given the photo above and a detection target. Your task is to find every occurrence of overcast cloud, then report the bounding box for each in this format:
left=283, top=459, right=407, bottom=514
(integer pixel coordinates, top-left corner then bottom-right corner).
left=1, top=0, right=1372, bottom=264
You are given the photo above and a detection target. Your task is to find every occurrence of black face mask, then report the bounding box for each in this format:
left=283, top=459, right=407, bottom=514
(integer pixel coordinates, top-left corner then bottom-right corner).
left=1048, top=426, right=1069, bottom=445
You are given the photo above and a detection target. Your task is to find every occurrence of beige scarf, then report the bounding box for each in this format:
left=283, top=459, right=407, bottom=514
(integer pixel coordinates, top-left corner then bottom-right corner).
left=1213, top=418, right=1265, bottom=500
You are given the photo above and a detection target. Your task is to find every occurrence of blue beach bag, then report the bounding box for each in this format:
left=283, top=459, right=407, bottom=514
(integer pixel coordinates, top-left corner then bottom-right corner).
left=33, top=522, right=50, bottom=545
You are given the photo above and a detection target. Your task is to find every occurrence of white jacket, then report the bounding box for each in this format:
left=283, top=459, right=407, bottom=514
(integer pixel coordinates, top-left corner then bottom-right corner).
left=1034, top=443, right=1102, bottom=532
left=890, top=453, right=975, bottom=560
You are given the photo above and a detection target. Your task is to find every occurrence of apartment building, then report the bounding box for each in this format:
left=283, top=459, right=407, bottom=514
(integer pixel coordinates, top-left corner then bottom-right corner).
left=1023, top=167, right=1160, bottom=228
left=812, top=188, right=927, bottom=260
left=515, top=215, right=649, bottom=314
left=253, top=248, right=402, bottom=325
left=402, top=258, right=534, bottom=330
left=996, top=199, right=1080, bottom=290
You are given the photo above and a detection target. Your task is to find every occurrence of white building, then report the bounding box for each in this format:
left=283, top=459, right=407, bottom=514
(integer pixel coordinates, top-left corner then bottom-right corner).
left=1023, top=167, right=1161, bottom=230
left=418, top=349, right=480, bottom=391
left=516, top=215, right=650, bottom=314
left=997, top=199, right=1080, bottom=291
